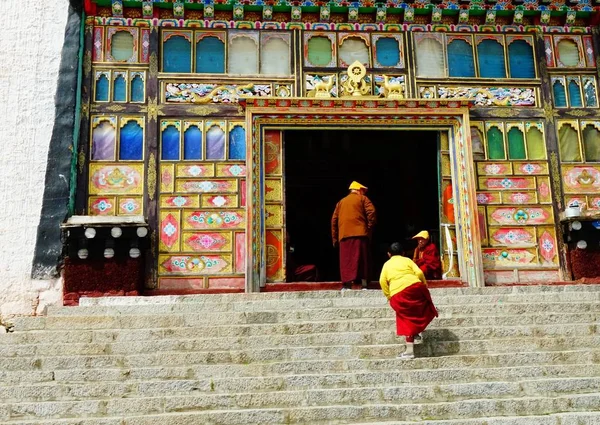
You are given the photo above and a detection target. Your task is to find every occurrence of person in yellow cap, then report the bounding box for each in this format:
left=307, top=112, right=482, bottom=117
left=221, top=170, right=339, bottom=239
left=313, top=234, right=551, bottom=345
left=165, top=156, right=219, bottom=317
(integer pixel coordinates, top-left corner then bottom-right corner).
left=331, top=181, right=377, bottom=290
left=380, top=242, right=438, bottom=360
left=412, top=230, right=442, bottom=280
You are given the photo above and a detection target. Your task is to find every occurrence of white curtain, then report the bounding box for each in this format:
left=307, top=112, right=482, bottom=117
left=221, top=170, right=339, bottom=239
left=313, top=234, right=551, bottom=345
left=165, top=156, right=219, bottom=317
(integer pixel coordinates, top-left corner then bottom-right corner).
left=557, top=40, right=580, bottom=67
left=228, top=36, right=258, bottom=74
left=111, top=31, right=134, bottom=61
left=261, top=37, right=290, bottom=76
left=415, top=37, right=445, bottom=78
left=339, top=37, right=370, bottom=66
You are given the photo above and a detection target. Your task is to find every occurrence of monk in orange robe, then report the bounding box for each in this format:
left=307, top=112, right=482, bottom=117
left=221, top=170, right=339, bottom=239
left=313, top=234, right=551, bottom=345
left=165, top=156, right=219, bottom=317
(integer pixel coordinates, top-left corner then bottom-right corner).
left=412, top=230, right=442, bottom=280
left=332, top=181, right=377, bottom=290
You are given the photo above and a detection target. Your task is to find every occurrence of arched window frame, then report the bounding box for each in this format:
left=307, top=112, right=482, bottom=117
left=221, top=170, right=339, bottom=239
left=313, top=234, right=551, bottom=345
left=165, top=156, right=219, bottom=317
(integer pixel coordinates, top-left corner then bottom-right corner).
left=372, top=34, right=404, bottom=68
left=162, top=30, right=193, bottom=73
left=506, top=36, right=536, bottom=79
left=195, top=31, right=226, bottom=74
left=447, top=35, right=475, bottom=78
left=337, top=33, right=371, bottom=68
left=260, top=32, right=292, bottom=76
left=475, top=35, right=507, bottom=79
left=106, top=27, right=139, bottom=63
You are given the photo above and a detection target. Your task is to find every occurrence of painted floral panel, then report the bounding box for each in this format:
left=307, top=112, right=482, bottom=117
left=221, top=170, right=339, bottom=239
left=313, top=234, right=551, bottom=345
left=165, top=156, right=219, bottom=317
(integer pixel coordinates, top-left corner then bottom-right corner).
left=176, top=164, right=215, bottom=178
left=184, top=210, right=245, bottom=230
left=159, top=210, right=180, bottom=252
left=514, top=162, right=548, bottom=175
left=201, top=194, right=238, bottom=209
left=490, top=227, right=535, bottom=247
left=562, top=166, right=600, bottom=194
left=160, top=195, right=200, bottom=208
left=216, top=163, right=246, bottom=177
left=160, top=164, right=175, bottom=193
left=183, top=232, right=232, bottom=252
left=89, top=164, right=144, bottom=195
left=476, top=192, right=501, bottom=205
left=159, top=254, right=232, bottom=275
left=482, top=248, right=537, bottom=268
left=89, top=197, right=116, bottom=216
left=177, top=179, right=238, bottom=193
left=118, top=197, right=143, bottom=215
left=479, top=177, right=535, bottom=191
left=501, top=191, right=537, bottom=205
left=488, top=207, right=552, bottom=225
left=476, top=162, right=513, bottom=176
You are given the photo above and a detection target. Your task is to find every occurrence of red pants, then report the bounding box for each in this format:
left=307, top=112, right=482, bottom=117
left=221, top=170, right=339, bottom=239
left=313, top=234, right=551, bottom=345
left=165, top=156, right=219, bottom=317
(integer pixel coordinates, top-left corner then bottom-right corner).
left=339, top=236, right=370, bottom=283
left=389, top=282, right=438, bottom=341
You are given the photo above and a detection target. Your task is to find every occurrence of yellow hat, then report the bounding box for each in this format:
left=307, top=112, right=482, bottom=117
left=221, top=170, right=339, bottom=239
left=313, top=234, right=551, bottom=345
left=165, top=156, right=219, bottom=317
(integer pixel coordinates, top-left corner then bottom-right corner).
left=349, top=181, right=368, bottom=190
left=412, top=230, right=430, bottom=240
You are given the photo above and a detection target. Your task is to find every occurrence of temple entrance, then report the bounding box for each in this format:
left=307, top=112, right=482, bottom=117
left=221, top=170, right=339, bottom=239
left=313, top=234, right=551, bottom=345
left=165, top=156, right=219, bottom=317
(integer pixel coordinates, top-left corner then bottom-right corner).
left=284, top=129, right=441, bottom=282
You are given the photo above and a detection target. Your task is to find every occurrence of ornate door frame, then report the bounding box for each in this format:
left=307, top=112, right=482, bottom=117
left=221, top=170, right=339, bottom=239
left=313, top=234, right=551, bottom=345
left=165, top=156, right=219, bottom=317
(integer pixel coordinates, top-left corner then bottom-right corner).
left=243, top=98, right=484, bottom=290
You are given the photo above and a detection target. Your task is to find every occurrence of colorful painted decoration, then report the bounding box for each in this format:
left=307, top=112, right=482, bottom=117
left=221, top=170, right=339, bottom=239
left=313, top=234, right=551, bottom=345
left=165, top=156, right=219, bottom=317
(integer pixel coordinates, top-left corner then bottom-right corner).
left=538, top=230, right=557, bottom=264
left=178, top=180, right=237, bottom=193
left=160, top=254, right=232, bottom=274
left=482, top=248, right=536, bottom=267
left=437, top=87, right=536, bottom=107
left=185, top=211, right=245, bottom=229
left=490, top=207, right=551, bottom=225
left=89, top=165, right=144, bottom=195
left=185, top=232, right=231, bottom=252
left=480, top=177, right=534, bottom=190
left=166, top=83, right=271, bottom=104
left=491, top=228, right=535, bottom=246
left=563, top=166, right=600, bottom=193
left=160, top=213, right=180, bottom=250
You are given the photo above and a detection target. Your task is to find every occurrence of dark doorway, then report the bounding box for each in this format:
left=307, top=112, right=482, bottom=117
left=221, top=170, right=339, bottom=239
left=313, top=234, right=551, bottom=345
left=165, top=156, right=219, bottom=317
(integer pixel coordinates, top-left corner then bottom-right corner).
left=284, top=129, right=440, bottom=282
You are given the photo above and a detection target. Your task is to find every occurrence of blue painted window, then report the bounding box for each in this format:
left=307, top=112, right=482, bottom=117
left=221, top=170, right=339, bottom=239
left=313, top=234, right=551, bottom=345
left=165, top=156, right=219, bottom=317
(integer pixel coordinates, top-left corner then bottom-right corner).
left=130, top=75, right=144, bottom=102
left=206, top=125, right=225, bottom=160
left=375, top=37, right=400, bottom=67
left=184, top=125, right=202, bottom=160
left=508, top=40, right=535, bottom=78
left=161, top=125, right=180, bottom=160
left=568, top=80, right=583, bottom=107
left=95, top=74, right=109, bottom=101
left=477, top=39, right=506, bottom=78
left=163, top=35, right=192, bottom=73
left=113, top=75, right=126, bottom=102
left=196, top=37, right=225, bottom=73
left=448, top=39, right=475, bottom=78
left=228, top=126, right=246, bottom=160
left=553, top=81, right=567, bottom=107
left=119, top=120, right=143, bottom=160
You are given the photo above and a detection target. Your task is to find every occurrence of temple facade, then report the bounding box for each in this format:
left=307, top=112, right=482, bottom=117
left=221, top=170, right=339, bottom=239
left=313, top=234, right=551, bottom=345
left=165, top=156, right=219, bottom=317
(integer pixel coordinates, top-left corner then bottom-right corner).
left=6, top=0, right=600, bottom=313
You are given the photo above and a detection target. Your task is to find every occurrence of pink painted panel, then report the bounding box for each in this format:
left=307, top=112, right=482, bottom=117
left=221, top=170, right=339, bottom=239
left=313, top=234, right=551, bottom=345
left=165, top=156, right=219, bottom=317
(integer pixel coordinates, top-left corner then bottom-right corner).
left=178, top=180, right=238, bottom=193
left=141, top=28, right=150, bottom=63
left=159, top=254, right=232, bottom=275
left=539, top=230, right=557, bottom=264
left=563, top=166, right=600, bottom=194
left=476, top=192, right=501, bottom=205
left=93, top=27, right=104, bottom=62
left=184, top=210, right=245, bottom=230
left=235, top=232, right=246, bottom=274
left=159, top=278, right=205, bottom=290
left=516, top=162, right=548, bottom=175
left=240, top=180, right=247, bottom=207
left=184, top=232, right=231, bottom=252
left=89, top=197, right=115, bottom=216
left=479, top=177, right=534, bottom=190
left=490, top=228, right=535, bottom=246
left=208, top=277, right=245, bottom=289
left=489, top=207, right=551, bottom=225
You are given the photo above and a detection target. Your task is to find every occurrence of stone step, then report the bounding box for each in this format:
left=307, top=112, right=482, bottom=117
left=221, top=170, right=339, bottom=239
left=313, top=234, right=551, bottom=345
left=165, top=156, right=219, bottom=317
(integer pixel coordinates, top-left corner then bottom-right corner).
left=6, top=412, right=600, bottom=425
left=2, top=312, right=598, bottom=345
left=2, top=392, right=600, bottom=424
left=2, top=365, right=600, bottom=402
left=0, top=344, right=597, bottom=372
left=2, top=330, right=599, bottom=359
left=10, top=302, right=600, bottom=332
left=49, top=291, right=600, bottom=315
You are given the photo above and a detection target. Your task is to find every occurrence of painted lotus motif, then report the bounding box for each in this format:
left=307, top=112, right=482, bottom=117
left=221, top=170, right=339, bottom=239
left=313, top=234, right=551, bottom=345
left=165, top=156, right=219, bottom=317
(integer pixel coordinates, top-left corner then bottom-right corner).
left=518, top=163, right=545, bottom=175
left=217, top=164, right=246, bottom=177
left=160, top=255, right=230, bottom=274
left=563, top=167, right=600, bottom=193
left=186, top=233, right=229, bottom=251
left=90, top=165, right=142, bottom=195
left=539, top=231, right=557, bottom=263
left=483, top=178, right=532, bottom=190
left=490, top=208, right=551, bottom=225
left=505, top=192, right=534, bottom=204
left=180, top=180, right=236, bottom=193
left=186, top=211, right=244, bottom=229
left=179, top=165, right=212, bottom=178
left=161, top=213, right=179, bottom=249
left=491, top=228, right=534, bottom=246
left=482, top=249, right=536, bottom=267
left=90, top=198, right=114, bottom=216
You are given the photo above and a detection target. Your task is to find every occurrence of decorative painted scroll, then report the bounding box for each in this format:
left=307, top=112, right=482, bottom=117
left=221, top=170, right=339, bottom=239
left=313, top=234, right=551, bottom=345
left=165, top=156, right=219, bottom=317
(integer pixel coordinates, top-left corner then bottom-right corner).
left=515, top=162, right=548, bottom=175
left=184, top=210, right=245, bottom=230
left=201, top=194, right=238, bottom=208
left=562, top=165, right=600, bottom=194
left=176, top=164, right=215, bottom=178
left=161, top=195, right=200, bottom=208
left=176, top=179, right=238, bottom=193
left=501, top=191, right=537, bottom=204
left=437, top=86, right=536, bottom=107
left=89, top=164, right=143, bottom=195
left=482, top=248, right=537, bottom=267
left=538, top=228, right=557, bottom=264
left=476, top=192, right=501, bottom=205
left=183, top=232, right=232, bottom=252
left=216, top=164, right=246, bottom=177
left=89, top=196, right=116, bottom=216
left=160, top=164, right=175, bottom=193
left=159, top=254, right=232, bottom=275
left=266, top=230, right=284, bottom=282
left=165, top=82, right=271, bottom=104
left=490, top=227, right=535, bottom=247
left=160, top=210, right=180, bottom=252
left=489, top=207, right=552, bottom=225
left=479, top=177, right=535, bottom=190
left=477, top=162, right=512, bottom=176
left=119, top=197, right=142, bottom=215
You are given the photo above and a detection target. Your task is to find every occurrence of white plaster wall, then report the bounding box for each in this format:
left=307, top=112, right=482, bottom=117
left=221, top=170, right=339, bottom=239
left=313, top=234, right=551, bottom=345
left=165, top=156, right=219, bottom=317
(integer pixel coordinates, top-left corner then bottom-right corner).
left=0, top=1, right=70, bottom=321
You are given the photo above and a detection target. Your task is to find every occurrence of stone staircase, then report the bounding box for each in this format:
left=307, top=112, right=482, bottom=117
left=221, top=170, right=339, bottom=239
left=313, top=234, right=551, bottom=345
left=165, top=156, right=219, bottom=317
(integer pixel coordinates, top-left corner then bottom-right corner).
left=1, top=285, right=600, bottom=424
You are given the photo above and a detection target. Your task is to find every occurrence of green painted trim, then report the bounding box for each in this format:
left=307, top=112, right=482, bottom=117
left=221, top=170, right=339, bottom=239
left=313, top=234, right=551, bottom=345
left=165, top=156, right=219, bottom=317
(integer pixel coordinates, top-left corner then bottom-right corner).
left=69, top=9, right=85, bottom=216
